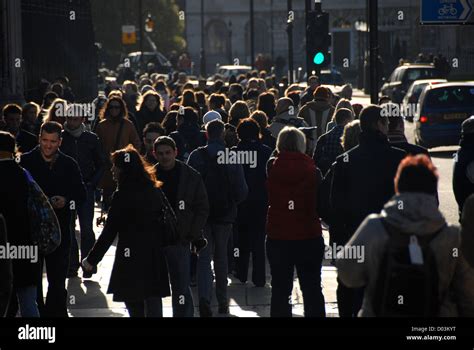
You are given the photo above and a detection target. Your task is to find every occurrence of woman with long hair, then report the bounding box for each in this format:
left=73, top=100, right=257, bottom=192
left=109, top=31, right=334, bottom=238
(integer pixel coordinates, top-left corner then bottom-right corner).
left=136, top=91, right=166, bottom=138
left=83, top=145, right=170, bottom=317
left=257, top=92, right=276, bottom=122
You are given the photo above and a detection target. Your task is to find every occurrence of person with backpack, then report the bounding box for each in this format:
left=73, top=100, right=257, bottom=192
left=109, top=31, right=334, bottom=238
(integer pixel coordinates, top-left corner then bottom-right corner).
left=82, top=145, right=171, bottom=317
left=336, top=154, right=474, bottom=317
left=327, top=105, right=406, bottom=317
left=21, top=122, right=86, bottom=317
left=269, top=98, right=307, bottom=139
left=187, top=120, right=248, bottom=317
left=169, top=107, right=207, bottom=162
left=0, top=132, right=40, bottom=317
left=153, top=136, right=209, bottom=317
left=266, top=126, right=326, bottom=317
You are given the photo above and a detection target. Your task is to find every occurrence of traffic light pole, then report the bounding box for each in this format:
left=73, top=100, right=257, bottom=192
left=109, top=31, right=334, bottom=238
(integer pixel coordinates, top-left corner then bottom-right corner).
left=250, top=0, right=255, bottom=69
left=369, top=0, right=379, bottom=104
left=305, top=0, right=311, bottom=79
left=314, top=1, right=322, bottom=78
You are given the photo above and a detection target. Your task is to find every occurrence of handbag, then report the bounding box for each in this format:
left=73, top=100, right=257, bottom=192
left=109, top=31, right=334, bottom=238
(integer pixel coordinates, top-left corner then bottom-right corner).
left=156, top=188, right=179, bottom=247
left=24, top=169, right=61, bottom=255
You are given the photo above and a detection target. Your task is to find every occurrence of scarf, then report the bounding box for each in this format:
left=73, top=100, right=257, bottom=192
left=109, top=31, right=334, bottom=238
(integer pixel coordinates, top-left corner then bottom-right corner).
left=64, top=122, right=86, bottom=138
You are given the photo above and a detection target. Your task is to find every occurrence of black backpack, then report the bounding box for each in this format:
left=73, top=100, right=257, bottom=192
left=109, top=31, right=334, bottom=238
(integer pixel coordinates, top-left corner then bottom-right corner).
left=199, top=148, right=233, bottom=222
left=373, top=220, right=443, bottom=317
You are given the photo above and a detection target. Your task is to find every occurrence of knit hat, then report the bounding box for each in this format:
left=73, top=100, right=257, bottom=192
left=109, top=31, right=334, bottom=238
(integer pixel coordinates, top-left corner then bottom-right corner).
left=462, top=116, right=474, bottom=135
left=203, top=111, right=222, bottom=125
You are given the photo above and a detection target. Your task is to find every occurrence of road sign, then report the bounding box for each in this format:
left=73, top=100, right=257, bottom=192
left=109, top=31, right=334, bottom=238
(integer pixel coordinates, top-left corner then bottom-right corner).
left=421, top=0, right=474, bottom=24
left=122, top=25, right=136, bottom=45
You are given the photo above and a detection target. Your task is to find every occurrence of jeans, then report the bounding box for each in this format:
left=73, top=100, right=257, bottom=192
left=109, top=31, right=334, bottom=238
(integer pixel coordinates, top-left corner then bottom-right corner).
left=236, top=228, right=266, bottom=286
left=70, top=187, right=96, bottom=272
left=17, top=286, right=40, bottom=317
left=336, top=277, right=364, bottom=318
left=163, top=243, right=194, bottom=317
left=198, top=223, right=232, bottom=306
left=266, top=236, right=326, bottom=318
left=125, top=297, right=163, bottom=317
left=37, top=220, right=71, bottom=318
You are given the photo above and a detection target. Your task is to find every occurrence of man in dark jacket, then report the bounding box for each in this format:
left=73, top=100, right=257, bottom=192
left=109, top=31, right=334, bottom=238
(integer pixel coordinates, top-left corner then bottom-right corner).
left=61, top=108, right=106, bottom=278
left=327, top=105, right=406, bottom=317
left=2, top=104, right=37, bottom=153
left=453, top=116, right=474, bottom=219
left=0, top=214, right=12, bottom=317
left=188, top=120, right=248, bottom=317
left=0, top=132, right=41, bottom=317
left=153, top=136, right=209, bottom=317
left=21, top=122, right=86, bottom=317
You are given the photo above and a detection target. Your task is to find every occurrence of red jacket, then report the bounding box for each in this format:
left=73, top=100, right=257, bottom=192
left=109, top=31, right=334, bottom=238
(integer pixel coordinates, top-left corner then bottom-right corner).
left=266, top=151, right=322, bottom=240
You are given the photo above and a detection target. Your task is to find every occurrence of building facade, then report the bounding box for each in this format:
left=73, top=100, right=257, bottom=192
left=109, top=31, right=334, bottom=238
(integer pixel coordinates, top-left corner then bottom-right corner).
left=183, top=0, right=474, bottom=81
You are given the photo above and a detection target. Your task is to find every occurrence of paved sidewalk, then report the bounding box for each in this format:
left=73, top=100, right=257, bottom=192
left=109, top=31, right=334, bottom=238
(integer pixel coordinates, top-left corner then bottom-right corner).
left=45, top=206, right=340, bottom=318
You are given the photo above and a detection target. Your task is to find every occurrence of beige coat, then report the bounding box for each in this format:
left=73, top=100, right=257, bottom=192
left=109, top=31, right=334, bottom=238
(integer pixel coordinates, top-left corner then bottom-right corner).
left=95, top=117, right=141, bottom=190
left=337, top=192, right=474, bottom=317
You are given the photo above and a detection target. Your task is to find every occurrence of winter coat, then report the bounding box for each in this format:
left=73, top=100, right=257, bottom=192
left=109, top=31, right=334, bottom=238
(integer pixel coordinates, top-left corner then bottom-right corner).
left=154, top=160, right=209, bottom=243
left=20, top=147, right=86, bottom=230
left=169, top=123, right=207, bottom=162
left=269, top=111, right=308, bottom=139
left=95, top=117, right=141, bottom=190
left=135, top=108, right=166, bottom=138
left=234, top=140, right=273, bottom=232
left=313, top=124, right=345, bottom=177
left=61, top=129, right=106, bottom=187
left=297, top=99, right=335, bottom=140
left=337, top=192, right=474, bottom=317
left=461, top=194, right=474, bottom=269
left=16, top=129, right=37, bottom=154
left=0, top=160, right=41, bottom=287
left=327, top=131, right=406, bottom=245
left=86, top=184, right=170, bottom=302
left=187, top=140, right=248, bottom=224
left=266, top=151, right=322, bottom=240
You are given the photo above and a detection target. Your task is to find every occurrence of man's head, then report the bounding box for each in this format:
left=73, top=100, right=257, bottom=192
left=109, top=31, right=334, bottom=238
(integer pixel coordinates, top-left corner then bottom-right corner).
left=395, top=154, right=438, bottom=196
left=42, top=91, right=59, bottom=109
left=39, top=121, right=63, bottom=160
left=143, top=122, right=165, bottom=154
left=209, top=93, right=226, bottom=110
left=386, top=103, right=405, bottom=135
left=461, top=116, right=474, bottom=138
left=153, top=136, right=177, bottom=170
left=64, top=104, right=89, bottom=130
left=335, top=108, right=354, bottom=127
left=177, top=107, right=199, bottom=128
left=0, top=131, right=16, bottom=157
left=313, top=86, right=330, bottom=101
left=206, top=119, right=225, bottom=142
left=229, top=83, right=244, bottom=103
left=2, top=104, right=22, bottom=134
left=22, top=102, right=40, bottom=126
left=276, top=97, right=294, bottom=115
left=308, top=75, right=320, bottom=90
left=359, top=105, right=389, bottom=135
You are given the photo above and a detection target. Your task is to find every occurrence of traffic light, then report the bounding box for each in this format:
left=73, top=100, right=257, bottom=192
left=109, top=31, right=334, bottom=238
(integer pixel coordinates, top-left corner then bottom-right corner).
left=307, top=11, right=331, bottom=72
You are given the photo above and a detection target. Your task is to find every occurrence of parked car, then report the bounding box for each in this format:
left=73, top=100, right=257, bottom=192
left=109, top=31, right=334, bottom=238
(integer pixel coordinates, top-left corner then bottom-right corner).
left=381, top=64, right=441, bottom=103
left=402, top=79, right=447, bottom=121
left=126, top=51, right=172, bottom=74
left=414, top=82, right=474, bottom=148
left=212, top=65, right=252, bottom=81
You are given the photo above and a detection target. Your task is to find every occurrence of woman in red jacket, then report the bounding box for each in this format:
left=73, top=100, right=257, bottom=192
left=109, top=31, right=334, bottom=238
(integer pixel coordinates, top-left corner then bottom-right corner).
left=266, top=126, right=325, bottom=317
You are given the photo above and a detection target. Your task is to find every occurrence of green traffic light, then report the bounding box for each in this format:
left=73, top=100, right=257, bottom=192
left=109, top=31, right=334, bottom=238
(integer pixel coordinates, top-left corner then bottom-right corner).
left=313, top=52, right=325, bottom=65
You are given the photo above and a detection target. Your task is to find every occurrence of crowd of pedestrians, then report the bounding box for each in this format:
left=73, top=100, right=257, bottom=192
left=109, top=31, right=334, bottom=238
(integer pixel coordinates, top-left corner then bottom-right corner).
left=0, top=68, right=473, bottom=318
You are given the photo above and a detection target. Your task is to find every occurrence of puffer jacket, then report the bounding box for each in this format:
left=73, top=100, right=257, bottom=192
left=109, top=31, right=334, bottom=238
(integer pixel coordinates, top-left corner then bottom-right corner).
left=336, top=192, right=474, bottom=317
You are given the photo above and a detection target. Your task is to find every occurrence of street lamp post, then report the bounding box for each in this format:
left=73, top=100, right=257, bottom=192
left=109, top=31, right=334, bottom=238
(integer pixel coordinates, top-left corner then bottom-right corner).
left=287, top=0, right=294, bottom=84
left=139, top=0, right=144, bottom=70
left=200, top=0, right=206, bottom=77
left=228, top=20, right=233, bottom=63
left=250, top=0, right=255, bottom=69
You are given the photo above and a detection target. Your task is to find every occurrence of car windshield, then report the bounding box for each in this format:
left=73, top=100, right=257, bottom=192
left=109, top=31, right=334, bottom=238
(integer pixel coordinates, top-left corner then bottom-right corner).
left=425, top=86, right=474, bottom=109
left=405, top=69, right=436, bottom=82
left=412, top=83, right=429, bottom=100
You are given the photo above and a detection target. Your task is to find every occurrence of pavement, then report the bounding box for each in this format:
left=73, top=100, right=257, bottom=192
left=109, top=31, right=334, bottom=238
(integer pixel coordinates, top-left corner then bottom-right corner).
left=50, top=205, right=339, bottom=318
